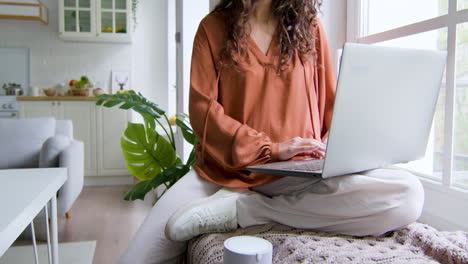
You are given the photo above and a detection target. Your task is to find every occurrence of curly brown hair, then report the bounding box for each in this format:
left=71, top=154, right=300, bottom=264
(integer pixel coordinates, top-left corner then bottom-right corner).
left=213, top=0, right=322, bottom=72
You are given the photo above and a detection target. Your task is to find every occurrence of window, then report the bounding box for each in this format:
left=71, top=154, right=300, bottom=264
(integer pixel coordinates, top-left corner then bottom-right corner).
left=454, top=22, right=468, bottom=188
left=459, top=0, right=468, bottom=10
left=362, top=0, right=447, bottom=36
left=348, top=0, right=468, bottom=190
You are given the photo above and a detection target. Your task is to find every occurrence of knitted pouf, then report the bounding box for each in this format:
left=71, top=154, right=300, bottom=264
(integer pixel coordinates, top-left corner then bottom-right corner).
left=187, top=223, right=468, bottom=264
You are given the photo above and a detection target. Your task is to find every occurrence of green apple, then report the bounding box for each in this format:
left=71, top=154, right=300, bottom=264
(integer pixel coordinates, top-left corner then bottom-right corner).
left=74, top=80, right=84, bottom=89
left=80, top=75, right=89, bottom=84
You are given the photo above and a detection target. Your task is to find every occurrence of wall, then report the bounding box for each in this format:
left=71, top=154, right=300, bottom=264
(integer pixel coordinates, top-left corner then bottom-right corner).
left=0, top=0, right=169, bottom=111
left=167, top=0, right=176, bottom=116
left=319, top=0, right=347, bottom=74
left=131, top=0, right=169, bottom=111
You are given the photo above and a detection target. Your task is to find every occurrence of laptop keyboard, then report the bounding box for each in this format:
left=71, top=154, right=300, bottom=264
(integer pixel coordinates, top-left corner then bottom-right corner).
left=282, top=159, right=324, bottom=172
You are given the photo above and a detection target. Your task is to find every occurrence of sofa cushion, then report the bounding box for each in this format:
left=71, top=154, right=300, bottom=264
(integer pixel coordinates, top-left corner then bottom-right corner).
left=39, top=136, right=72, bottom=168
left=0, top=118, right=56, bottom=169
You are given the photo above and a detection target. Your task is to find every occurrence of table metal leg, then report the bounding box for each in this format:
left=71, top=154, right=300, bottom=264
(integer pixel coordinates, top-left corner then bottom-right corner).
left=30, top=221, right=39, bottom=264
left=50, top=194, right=59, bottom=264
left=44, top=205, right=52, bottom=263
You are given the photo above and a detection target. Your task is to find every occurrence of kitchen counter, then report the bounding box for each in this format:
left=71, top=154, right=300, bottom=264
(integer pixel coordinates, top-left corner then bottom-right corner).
left=17, top=96, right=97, bottom=101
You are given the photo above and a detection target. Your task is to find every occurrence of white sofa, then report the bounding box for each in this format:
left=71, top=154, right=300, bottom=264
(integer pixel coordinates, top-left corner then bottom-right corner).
left=0, top=117, right=84, bottom=215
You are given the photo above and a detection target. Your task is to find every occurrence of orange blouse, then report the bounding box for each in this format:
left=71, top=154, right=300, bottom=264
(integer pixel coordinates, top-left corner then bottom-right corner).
left=189, top=13, right=336, bottom=188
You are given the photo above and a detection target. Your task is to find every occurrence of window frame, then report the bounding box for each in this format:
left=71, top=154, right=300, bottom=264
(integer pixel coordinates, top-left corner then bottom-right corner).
left=347, top=0, right=468, bottom=231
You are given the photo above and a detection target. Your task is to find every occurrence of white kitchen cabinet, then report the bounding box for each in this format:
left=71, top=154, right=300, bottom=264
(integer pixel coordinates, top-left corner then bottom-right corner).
left=61, top=101, right=98, bottom=177
left=18, top=100, right=129, bottom=179
left=96, top=106, right=129, bottom=176
left=19, top=101, right=57, bottom=118
left=59, top=0, right=132, bottom=43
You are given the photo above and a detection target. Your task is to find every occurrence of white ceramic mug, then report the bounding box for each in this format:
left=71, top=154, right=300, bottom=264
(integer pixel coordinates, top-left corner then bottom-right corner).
left=223, top=236, right=273, bottom=264
left=30, top=86, right=40, bottom=96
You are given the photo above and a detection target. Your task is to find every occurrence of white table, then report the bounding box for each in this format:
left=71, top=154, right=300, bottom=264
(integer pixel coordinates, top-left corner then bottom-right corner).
left=0, top=168, right=67, bottom=264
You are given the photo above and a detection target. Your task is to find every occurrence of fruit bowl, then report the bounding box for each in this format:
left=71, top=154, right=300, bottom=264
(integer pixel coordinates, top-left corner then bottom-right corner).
left=68, top=76, right=91, bottom=96
left=43, top=88, right=57, bottom=96
left=70, top=88, right=88, bottom=96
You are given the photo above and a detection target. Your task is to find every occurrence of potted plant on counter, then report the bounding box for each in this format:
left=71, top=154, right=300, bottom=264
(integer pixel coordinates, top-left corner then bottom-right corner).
left=96, top=90, right=196, bottom=201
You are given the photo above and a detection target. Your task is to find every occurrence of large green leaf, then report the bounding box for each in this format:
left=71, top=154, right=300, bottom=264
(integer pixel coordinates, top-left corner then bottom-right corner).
left=123, top=179, right=159, bottom=201
left=123, top=173, right=170, bottom=201
left=103, top=100, right=122, bottom=107
left=121, top=122, right=177, bottom=181
left=124, top=164, right=190, bottom=201
left=186, top=146, right=197, bottom=167
left=153, top=134, right=177, bottom=168
left=119, top=101, right=140, bottom=109
left=176, top=114, right=196, bottom=145
left=163, top=164, right=190, bottom=186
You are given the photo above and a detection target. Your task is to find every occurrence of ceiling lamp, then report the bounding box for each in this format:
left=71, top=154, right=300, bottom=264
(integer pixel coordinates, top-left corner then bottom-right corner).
left=0, top=0, right=48, bottom=24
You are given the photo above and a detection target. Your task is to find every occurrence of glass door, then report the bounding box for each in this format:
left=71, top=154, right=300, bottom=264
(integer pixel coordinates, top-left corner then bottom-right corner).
left=99, top=0, right=128, bottom=34
left=63, top=0, right=93, bottom=33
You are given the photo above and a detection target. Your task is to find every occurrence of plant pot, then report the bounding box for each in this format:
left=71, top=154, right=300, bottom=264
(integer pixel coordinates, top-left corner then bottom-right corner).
left=70, top=88, right=88, bottom=96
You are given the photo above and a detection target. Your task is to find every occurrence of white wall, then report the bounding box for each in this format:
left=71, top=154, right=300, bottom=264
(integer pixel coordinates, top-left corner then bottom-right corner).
left=167, top=0, right=176, bottom=116
left=0, top=0, right=169, bottom=111
left=131, top=0, right=169, bottom=111
left=319, top=0, right=347, bottom=74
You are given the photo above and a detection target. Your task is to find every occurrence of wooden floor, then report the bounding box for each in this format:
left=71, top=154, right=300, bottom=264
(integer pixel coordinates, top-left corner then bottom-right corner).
left=57, top=186, right=152, bottom=264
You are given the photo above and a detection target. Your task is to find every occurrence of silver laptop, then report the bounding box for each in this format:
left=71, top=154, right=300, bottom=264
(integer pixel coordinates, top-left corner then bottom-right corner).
left=247, top=43, right=447, bottom=179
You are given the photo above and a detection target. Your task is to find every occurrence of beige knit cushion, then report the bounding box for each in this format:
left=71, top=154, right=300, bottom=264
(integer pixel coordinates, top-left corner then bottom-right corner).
left=187, top=223, right=468, bottom=264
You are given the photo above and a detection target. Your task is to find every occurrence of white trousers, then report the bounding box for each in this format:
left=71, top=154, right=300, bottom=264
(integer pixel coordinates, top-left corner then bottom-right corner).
left=120, top=168, right=424, bottom=264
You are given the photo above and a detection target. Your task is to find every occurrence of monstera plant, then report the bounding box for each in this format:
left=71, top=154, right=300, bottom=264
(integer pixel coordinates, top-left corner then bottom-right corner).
left=96, top=91, right=197, bottom=201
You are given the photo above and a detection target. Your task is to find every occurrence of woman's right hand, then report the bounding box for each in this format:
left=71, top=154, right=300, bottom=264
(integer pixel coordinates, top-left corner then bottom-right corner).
left=277, top=137, right=326, bottom=161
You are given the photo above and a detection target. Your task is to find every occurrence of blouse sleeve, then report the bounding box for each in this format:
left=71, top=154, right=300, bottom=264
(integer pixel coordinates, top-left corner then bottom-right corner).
left=189, top=23, right=280, bottom=170
left=314, top=19, right=337, bottom=142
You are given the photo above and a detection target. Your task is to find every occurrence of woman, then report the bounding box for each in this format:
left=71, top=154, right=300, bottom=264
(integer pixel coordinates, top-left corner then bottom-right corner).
left=121, top=0, right=424, bottom=263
